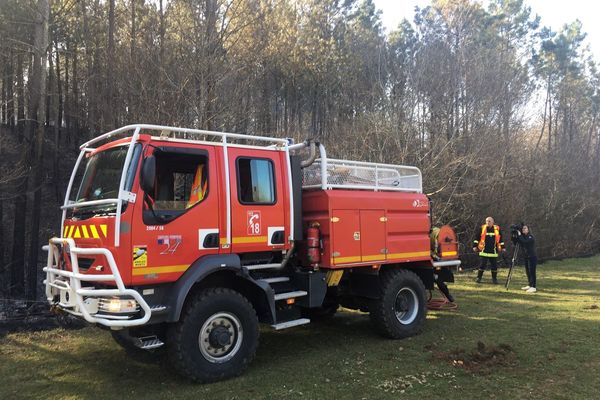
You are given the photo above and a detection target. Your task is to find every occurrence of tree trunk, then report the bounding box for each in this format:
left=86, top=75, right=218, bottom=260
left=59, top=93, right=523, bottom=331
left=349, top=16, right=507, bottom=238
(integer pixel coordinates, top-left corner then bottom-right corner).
left=46, top=46, right=53, bottom=126
left=9, top=175, right=28, bottom=296
left=10, top=55, right=30, bottom=298
left=107, top=0, right=115, bottom=128
left=26, top=0, right=50, bottom=300
left=54, top=37, right=63, bottom=201
left=64, top=38, right=71, bottom=145
left=129, top=0, right=136, bottom=119
left=1, top=56, right=6, bottom=124
left=80, top=0, right=94, bottom=135
left=16, top=52, right=25, bottom=142
left=0, top=198, right=4, bottom=274
left=535, top=81, right=550, bottom=153
left=202, top=0, right=218, bottom=130
left=548, top=93, right=552, bottom=151
left=73, top=42, right=80, bottom=137
left=6, top=50, right=14, bottom=127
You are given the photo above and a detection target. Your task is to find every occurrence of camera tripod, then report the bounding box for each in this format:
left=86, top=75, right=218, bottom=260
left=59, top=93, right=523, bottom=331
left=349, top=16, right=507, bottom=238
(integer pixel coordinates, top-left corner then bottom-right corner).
left=505, top=242, right=520, bottom=290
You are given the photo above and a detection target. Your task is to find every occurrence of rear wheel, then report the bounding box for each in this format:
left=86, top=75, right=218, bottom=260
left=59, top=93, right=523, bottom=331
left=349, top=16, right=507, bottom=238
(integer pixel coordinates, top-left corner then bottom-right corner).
left=370, top=269, right=427, bottom=339
left=167, top=288, right=259, bottom=382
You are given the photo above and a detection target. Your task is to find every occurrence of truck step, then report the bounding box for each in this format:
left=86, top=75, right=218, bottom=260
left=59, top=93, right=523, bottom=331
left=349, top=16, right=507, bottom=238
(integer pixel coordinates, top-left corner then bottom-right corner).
left=245, top=263, right=282, bottom=271
left=271, top=318, right=311, bottom=330
left=134, top=336, right=164, bottom=350
left=274, top=290, right=307, bottom=301
left=260, top=276, right=290, bottom=284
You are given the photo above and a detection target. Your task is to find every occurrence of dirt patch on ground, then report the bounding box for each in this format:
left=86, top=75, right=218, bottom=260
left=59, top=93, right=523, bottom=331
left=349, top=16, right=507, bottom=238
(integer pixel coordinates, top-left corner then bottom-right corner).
left=430, top=341, right=517, bottom=374
left=375, top=371, right=459, bottom=394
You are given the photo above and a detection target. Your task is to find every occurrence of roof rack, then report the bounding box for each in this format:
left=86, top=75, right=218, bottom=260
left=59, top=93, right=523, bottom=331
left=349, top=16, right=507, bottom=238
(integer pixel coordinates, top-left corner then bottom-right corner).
left=302, top=145, right=422, bottom=193
left=63, top=124, right=296, bottom=249
left=80, top=124, right=290, bottom=150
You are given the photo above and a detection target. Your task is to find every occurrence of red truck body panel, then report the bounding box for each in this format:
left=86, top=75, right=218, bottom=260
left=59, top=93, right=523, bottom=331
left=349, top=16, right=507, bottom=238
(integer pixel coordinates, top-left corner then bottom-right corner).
left=62, top=135, right=291, bottom=286
left=302, top=190, right=432, bottom=268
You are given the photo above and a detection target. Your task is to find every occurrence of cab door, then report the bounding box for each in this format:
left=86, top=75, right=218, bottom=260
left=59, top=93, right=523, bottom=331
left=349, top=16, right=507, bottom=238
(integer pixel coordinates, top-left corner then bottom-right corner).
left=131, top=144, right=220, bottom=285
left=228, top=148, right=287, bottom=254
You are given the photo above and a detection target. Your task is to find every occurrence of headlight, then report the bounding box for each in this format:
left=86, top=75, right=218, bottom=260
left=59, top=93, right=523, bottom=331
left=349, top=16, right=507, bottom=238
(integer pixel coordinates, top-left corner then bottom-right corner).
left=98, top=298, right=138, bottom=313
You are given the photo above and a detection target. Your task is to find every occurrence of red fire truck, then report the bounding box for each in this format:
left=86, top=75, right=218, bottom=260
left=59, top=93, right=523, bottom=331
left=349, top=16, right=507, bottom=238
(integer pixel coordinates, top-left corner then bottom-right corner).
left=44, top=124, right=460, bottom=382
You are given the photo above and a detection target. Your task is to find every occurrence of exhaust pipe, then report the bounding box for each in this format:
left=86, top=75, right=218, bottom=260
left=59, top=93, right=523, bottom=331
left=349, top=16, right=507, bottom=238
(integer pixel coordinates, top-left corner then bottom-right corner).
left=300, top=141, right=318, bottom=168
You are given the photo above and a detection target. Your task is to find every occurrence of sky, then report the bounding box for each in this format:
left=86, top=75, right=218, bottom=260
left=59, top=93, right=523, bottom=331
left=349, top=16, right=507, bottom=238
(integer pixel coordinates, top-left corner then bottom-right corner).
left=373, top=0, right=600, bottom=61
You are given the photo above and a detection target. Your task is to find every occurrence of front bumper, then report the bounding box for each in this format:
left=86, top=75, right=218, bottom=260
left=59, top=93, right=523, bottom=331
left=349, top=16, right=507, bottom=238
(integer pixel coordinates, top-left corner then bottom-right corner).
left=43, top=238, right=152, bottom=328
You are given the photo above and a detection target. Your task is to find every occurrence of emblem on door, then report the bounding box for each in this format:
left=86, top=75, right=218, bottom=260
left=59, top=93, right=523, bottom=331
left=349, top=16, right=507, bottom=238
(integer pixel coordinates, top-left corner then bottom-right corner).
left=353, top=232, right=360, bottom=240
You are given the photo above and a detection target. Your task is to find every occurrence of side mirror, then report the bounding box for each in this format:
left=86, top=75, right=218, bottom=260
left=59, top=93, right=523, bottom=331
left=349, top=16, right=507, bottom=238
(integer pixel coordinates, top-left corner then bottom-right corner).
left=140, top=155, right=156, bottom=195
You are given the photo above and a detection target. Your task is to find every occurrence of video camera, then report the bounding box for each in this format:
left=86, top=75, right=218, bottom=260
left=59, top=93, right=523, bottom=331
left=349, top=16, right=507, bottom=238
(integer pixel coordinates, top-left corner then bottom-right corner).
left=509, top=222, right=523, bottom=244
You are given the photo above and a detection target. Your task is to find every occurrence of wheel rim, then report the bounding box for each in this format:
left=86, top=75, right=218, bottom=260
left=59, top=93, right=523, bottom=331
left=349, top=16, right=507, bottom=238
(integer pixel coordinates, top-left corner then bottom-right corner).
left=199, top=312, right=243, bottom=363
left=394, top=287, right=419, bottom=325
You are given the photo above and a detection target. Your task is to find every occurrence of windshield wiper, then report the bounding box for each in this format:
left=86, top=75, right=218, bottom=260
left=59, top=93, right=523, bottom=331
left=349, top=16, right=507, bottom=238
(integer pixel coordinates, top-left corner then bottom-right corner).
left=72, top=205, right=117, bottom=220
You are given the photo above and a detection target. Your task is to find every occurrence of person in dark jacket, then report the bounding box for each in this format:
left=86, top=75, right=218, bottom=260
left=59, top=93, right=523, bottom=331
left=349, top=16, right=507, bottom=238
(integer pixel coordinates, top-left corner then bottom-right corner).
left=473, top=217, right=505, bottom=284
left=517, top=225, right=537, bottom=293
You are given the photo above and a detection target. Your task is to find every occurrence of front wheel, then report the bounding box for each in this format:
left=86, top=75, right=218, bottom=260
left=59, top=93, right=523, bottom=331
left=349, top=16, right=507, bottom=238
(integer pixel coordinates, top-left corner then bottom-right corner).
left=370, top=269, right=427, bottom=339
left=167, top=288, right=259, bottom=382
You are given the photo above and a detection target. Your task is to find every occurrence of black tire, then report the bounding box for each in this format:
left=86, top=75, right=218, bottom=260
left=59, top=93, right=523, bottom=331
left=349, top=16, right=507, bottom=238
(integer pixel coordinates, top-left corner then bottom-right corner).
left=167, top=287, right=259, bottom=383
left=370, top=269, right=427, bottom=339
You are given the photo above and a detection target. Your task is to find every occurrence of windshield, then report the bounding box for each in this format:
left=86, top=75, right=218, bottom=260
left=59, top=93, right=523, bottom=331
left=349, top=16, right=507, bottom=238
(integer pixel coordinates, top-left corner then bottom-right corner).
left=70, top=144, right=142, bottom=218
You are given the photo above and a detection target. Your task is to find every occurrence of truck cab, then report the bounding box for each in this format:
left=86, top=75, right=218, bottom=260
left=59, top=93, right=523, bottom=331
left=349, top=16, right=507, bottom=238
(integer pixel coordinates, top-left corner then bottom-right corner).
left=45, top=124, right=460, bottom=382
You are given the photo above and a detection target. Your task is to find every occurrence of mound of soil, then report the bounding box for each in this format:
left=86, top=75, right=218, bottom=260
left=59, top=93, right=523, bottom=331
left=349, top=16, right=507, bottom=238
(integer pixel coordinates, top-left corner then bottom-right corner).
left=431, top=341, right=517, bottom=374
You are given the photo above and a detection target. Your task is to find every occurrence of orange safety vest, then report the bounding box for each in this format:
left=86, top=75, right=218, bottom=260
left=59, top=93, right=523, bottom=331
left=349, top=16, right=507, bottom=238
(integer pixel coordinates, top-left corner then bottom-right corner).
left=186, top=164, right=208, bottom=209
left=478, top=224, right=502, bottom=253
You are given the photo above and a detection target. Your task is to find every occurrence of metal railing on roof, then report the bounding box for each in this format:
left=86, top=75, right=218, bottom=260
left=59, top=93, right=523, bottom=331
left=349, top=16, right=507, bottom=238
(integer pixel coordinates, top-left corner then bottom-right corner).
left=302, top=156, right=422, bottom=193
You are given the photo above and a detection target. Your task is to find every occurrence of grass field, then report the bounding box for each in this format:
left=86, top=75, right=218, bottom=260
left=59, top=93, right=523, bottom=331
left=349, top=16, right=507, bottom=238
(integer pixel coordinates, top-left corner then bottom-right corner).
left=1, top=257, right=600, bottom=400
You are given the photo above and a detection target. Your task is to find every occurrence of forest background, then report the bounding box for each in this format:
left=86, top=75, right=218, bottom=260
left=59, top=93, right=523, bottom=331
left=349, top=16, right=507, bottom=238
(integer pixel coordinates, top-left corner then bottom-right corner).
left=1, top=0, right=599, bottom=300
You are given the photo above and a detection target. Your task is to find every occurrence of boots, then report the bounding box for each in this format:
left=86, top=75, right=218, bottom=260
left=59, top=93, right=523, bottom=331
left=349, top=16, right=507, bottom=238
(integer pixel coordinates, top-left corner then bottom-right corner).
left=491, top=271, right=499, bottom=285
left=476, top=270, right=483, bottom=283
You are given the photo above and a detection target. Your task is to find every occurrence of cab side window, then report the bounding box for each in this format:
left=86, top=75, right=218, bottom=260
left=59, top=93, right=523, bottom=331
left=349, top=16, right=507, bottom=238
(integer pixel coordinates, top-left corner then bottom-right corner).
left=143, top=149, right=208, bottom=224
left=237, top=158, right=276, bottom=204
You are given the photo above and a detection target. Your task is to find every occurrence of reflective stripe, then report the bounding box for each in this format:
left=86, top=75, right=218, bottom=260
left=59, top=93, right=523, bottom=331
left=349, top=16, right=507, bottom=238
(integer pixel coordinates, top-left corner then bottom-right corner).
left=63, top=224, right=107, bottom=239
left=132, top=264, right=188, bottom=276
left=362, top=254, right=384, bottom=262
left=479, top=251, right=499, bottom=258
left=479, top=224, right=502, bottom=251
left=332, top=256, right=362, bottom=264
left=220, top=236, right=268, bottom=244
left=89, top=225, right=100, bottom=239
left=388, top=251, right=431, bottom=259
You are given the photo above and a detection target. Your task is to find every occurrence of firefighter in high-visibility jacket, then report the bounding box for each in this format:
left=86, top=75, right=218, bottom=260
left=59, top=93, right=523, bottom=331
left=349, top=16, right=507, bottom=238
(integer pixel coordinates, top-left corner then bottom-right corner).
left=473, top=216, right=505, bottom=284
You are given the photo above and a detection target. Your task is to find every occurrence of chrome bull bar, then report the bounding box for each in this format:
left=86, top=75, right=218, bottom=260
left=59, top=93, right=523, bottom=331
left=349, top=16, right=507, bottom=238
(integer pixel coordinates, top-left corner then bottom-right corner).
left=43, top=237, right=151, bottom=327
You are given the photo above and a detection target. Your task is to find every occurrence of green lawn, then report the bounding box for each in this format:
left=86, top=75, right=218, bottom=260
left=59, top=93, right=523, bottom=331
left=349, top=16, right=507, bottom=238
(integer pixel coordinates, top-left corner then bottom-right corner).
left=2, top=257, right=600, bottom=400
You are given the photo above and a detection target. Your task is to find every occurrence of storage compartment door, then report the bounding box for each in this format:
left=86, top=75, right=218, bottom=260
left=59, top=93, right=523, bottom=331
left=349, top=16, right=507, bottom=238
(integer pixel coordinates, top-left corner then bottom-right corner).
left=331, top=210, right=361, bottom=265
left=360, top=210, right=386, bottom=263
